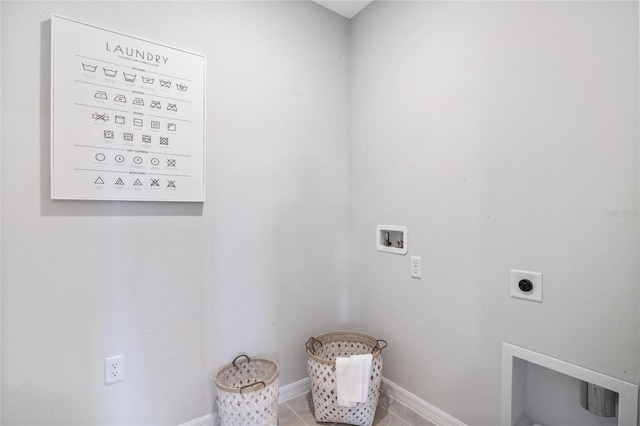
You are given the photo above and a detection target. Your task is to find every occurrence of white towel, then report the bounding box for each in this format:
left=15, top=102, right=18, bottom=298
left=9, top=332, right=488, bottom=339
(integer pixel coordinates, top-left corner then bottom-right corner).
left=336, top=354, right=373, bottom=407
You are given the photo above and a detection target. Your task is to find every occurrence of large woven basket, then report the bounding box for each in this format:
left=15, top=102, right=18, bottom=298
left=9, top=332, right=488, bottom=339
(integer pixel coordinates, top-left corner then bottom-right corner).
left=215, top=355, right=279, bottom=426
left=306, top=331, right=387, bottom=426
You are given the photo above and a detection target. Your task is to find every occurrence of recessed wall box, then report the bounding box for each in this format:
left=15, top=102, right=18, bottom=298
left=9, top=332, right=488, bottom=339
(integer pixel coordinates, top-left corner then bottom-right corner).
left=376, top=225, right=407, bottom=255
left=501, top=342, right=638, bottom=426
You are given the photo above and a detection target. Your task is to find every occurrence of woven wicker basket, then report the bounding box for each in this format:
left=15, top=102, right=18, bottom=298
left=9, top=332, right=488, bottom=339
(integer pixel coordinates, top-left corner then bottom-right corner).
left=215, top=355, right=279, bottom=426
left=306, top=331, right=387, bottom=426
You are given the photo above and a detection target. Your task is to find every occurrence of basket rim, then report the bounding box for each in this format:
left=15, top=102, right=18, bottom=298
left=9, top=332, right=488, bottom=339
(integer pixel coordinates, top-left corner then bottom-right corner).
left=215, top=357, right=279, bottom=394
left=306, top=330, right=385, bottom=365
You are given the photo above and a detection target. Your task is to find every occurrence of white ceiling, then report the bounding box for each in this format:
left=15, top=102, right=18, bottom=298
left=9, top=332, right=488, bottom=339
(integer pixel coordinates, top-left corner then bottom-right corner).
left=312, top=0, right=373, bottom=19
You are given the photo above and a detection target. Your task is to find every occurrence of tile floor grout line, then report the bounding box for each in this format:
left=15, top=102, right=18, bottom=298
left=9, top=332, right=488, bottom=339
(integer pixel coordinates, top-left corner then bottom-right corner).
left=284, top=401, right=311, bottom=425
left=387, top=408, right=410, bottom=425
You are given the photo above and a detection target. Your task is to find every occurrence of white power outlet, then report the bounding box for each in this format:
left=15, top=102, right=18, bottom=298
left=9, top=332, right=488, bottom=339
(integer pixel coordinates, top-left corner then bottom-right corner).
left=410, top=256, right=422, bottom=279
left=104, top=354, right=125, bottom=384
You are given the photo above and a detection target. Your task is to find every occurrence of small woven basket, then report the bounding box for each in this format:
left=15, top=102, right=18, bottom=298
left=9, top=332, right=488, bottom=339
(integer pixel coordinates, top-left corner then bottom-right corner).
left=306, top=331, right=388, bottom=426
left=215, top=355, right=279, bottom=426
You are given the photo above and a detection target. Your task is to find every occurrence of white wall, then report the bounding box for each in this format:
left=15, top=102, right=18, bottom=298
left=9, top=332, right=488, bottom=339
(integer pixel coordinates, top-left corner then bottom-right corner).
left=1, top=1, right=351, bottom=424
left=350, top=2, right=639, bottom=425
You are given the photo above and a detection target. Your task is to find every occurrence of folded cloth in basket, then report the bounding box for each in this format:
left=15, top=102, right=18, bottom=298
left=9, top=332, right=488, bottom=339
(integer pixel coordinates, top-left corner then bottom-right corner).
left=336, top=354, right=373, bottom=407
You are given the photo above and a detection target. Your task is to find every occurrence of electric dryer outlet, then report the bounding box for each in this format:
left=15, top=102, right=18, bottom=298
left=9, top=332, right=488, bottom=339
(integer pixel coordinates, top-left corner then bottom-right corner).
left=510, top=269, right=542, bottom=302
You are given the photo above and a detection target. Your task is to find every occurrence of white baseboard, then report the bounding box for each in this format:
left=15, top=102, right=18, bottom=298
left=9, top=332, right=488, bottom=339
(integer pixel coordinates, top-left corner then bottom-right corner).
left=278, top=377, right=310, bottom=403
left=381, top=378, right=467, bottom=426
left=178, top=413, right=213, bottom=426
left=180, top=377, right=465, bottom=426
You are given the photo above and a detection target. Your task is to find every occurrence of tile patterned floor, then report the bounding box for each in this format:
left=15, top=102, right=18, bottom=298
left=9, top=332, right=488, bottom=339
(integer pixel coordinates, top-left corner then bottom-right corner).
left=278, top=392, right=436, bottom=426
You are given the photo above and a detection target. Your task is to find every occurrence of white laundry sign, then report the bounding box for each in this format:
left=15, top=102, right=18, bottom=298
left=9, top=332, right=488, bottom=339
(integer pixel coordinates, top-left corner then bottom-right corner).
left=51, top=15, right=206, bottom=202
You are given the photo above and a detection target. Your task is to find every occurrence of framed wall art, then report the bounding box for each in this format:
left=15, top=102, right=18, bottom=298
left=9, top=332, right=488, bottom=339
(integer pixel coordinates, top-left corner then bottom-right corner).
left=51, top=15, right=206, bottom=202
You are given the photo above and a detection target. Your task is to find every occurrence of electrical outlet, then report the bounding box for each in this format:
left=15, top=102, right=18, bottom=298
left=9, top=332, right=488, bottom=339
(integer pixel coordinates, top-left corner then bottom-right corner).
left=104, top=355, right=124, bottom=384
left=410, top=256, right=422, bottom=279
left=510, top=269, right=542, bottom=302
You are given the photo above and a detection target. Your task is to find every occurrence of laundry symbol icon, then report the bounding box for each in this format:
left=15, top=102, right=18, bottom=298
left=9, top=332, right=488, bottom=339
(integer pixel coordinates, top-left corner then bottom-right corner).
left=104, top=130, right=114, bottom=139
left=94, top=91, right=108, bottom=100
left=150, top=178, right=160, bottom=187
left=176, top=83, right=188, bottom=92
left=159, top=79, right=172, bottom=88
left=133, top=156, right=143, bottom=165
left=167, top=103, right=177, bottom=112
left=133, top=178, right=143, bottom=186
left=142, top=135, right=152, bottom=143
left=150, top=100, right=161, bottom=109
left=151, top=121, right=160, bottom=129
left=132, top=98, right=144, bottom=106
left=115, top=155, right=125, bottom=163
left=115, top=116, right=125, bottom=124
left=150, top=158, right=160, bottom=166
left=133, top=118, right=143, bottom=127
left=92, top=112, right=109, bottom=122
left=123, top=73, right=137, bottom=82
left=103, top=68, right=117, bottom=77
left=95, top=176, right=105, bottom=184
left=82, top=63, right=97, bottom=72
left=142, top=76, right=155, bottom=84
left=167, top=123, right=176, bottom=131
left=115, top=177, right=125, bottom=185
left=95, top=153, right=106, bottom=162
left=160, top=137, right=169, bottom=145
left=167, top=180, right=176, bottom=188
left=167, top=159, right=176, bottom=167
left=114, top=94, right=127, bottom=103
left=123, top=133, right=133, bottom=141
